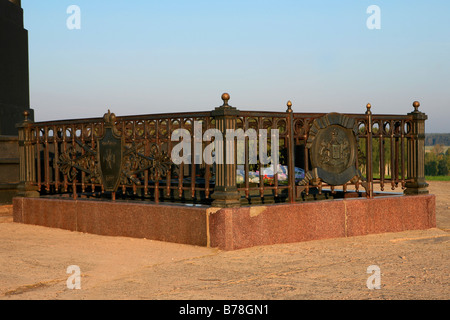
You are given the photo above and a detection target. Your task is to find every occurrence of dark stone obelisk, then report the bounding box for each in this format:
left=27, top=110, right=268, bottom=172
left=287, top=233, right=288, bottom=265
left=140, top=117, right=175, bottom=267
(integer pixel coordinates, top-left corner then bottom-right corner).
left=0, top=0, right=33, bottom=135
left=0, top=0, right=32, bottom=203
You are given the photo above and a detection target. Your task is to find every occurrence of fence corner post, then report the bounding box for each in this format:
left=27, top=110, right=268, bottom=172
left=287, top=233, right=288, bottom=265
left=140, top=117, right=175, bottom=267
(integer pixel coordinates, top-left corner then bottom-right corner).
left=404, top=101, right=429, bottom=195
left=211, top=93, right=241, bottom=208
left=286, top=100, right=296, bottom=203
left=16, top=111, right=39, bottom=198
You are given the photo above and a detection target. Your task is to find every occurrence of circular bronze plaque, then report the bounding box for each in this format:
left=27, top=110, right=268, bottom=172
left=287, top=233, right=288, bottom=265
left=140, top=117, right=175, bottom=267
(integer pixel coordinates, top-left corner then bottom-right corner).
left=310, top=124, right=357, bottom=184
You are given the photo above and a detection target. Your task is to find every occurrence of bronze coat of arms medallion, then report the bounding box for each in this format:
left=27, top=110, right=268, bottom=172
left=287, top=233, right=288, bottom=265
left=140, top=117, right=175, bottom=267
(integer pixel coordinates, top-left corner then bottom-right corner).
left=303, top=113, right=361, bottom=186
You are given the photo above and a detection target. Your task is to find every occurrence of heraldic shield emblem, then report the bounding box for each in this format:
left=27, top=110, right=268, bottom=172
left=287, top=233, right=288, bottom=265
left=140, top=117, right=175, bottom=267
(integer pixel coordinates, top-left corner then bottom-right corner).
left=98, top=111, right=123, bottom=192
left=302, top=113, right=363, bottom=186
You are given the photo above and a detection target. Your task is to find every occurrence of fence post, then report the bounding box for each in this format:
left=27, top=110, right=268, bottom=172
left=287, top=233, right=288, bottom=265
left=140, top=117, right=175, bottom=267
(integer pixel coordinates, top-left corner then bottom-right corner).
left=16, top=111, right=39, bottom=198
left=365, top=103, right=374, bottom=198
left=286, top=101, right=296, bottom=203
left=211, top=93, right=241, bottom=208
left=404, top=101, right=429, bottom=195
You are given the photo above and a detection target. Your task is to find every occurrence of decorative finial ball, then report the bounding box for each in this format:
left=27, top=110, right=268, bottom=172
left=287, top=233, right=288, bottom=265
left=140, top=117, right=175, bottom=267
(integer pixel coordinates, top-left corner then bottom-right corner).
left=23, top=110, right=29, bottom=117
left=413, top=101, right=420, bottom=109
left=287, top=101, right=292, bottom=108
left=222, top=93, right=230, bottom=101
left=366, top=103, right=371, bottom=109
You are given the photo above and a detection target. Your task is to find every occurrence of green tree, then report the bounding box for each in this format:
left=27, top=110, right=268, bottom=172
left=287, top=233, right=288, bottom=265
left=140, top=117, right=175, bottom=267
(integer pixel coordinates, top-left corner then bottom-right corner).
left=425, top=160, right=439, bottom=176
left=425, top=152, right=438, bottom=176
left=438, top=159, right=449, bottom=176
left=446, top=152, right=450, bottom=169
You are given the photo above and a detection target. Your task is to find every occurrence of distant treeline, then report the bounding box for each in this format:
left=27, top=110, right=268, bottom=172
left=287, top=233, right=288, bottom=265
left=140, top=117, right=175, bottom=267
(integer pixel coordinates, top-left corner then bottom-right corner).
left=425, top=145, right=450, bottom=176
left=425, top=134, right=450, bottom=146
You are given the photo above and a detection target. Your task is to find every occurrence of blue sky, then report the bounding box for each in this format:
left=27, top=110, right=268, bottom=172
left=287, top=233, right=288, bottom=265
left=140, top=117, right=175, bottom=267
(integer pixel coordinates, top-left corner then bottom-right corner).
left=22, top=0, right=449, bottom=132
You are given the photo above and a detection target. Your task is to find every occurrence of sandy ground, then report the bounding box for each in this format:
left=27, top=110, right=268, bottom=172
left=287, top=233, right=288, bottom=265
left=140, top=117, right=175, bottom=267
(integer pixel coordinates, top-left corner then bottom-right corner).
left=0, top=182, right=448, bottom=300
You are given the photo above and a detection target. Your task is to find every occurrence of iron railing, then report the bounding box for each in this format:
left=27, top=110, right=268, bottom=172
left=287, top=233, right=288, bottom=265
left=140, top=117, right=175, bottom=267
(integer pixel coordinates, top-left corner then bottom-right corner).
left=16, top=94, right=429, bottom=207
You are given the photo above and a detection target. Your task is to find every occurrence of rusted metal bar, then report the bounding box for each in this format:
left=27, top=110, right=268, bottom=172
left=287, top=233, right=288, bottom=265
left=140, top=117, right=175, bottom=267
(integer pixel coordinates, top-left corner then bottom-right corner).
left=366, top=104, right=374, bottom=198
left=144, top=139, right=149, bottom=196
left=71, top=125, right=77, bottom=200
left=379, top=127, right=385, bottom=191
left=401, top=120, right=406, bottom=189
left=90, top=124, right=96, bottom=192
left=390, top=122, right=396, bottom=190
left=258, top=117, right=264, bottom=199
left=36, top=135, right=41, bottom=191
left=62, top=126, right=68, bottom=193
left=80, top=125, right=86, bottom=193
left=54, top=127, right=60, bottom=192
left=190, top=131, right=196, bottom=200
left=244, top=117, right=250, bottom=199
left=166, top=120, right=172, bottom=198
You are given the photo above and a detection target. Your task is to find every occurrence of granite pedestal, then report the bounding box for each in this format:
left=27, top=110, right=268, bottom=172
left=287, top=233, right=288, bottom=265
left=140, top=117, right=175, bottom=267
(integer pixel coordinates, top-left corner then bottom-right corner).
left=13, top=194, right=436, bottom=250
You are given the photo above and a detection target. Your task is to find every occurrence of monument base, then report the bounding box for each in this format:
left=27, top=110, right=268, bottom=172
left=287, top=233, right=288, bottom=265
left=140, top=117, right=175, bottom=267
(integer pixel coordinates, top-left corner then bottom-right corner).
left=0, top=135, right=19, bottom=204
left=13, top=194, right=436, bottom=250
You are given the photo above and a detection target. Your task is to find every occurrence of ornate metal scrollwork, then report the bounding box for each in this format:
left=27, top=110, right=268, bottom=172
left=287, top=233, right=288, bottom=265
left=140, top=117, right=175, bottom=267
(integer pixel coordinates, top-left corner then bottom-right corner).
left=56, top=110, right=172, bottom=193
left=57, top=141, right=101, bottom=184
left=120, top=141, right=171, bottom=186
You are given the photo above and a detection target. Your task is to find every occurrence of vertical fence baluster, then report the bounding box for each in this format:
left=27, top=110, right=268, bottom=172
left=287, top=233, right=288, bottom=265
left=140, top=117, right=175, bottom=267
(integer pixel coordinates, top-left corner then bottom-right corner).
left=244, top=117, right=250, bottom=199
left=273, top=118, right=279, bottom=199
left=166, top=120, right=172, bottom=198
left=401, top=120, right=406, bottom=189
left=304, top=119, right=310, bottom=196
left=258, top=117, right=264, bottom=199
left=390, top=122, right=396, bottom=190
left=191, top=119, right=197, bottom=200
left=36, top=129, right=41, bottom=192
left=71, top=125, right=77, bottom=199
left=44, top=126, right=50, bottom=192
left=80, top=125, right=85, bottom=194
left=54, top=126, right=60, bottom=193
left=379, top=127, right=385, bottom=191
left=366, top=104, right=374, bottom=198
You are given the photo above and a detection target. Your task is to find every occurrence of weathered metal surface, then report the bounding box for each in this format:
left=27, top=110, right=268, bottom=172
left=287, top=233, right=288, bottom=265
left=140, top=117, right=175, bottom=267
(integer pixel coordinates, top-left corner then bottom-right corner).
left=98, top=111, right=123, bottom=192
left=304, top=113, right=360, bottom=186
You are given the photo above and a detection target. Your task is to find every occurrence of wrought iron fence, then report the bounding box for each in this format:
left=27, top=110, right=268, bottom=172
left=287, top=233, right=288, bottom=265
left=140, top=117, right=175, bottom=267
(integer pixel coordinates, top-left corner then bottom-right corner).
left=16, top=94, right=429, bottom=207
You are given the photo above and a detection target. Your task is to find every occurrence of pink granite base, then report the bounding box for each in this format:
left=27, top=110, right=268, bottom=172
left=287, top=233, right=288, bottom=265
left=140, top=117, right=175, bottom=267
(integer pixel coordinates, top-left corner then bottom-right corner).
left=209, top=195, right=436, bottom=250
left=13, top=194, right=436, bottom=251
left=13, top=198, right=209, bottom=247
